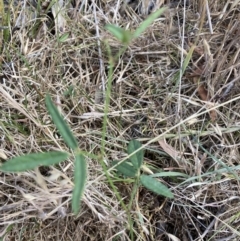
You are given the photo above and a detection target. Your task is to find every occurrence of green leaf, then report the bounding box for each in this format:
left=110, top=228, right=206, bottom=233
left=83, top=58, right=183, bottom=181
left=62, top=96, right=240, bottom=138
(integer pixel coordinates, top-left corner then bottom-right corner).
left=112, top=160, right=138, bottom=177
left=140, top=175, right=174, bottom=198
left=58, top=33, right=69, bottom=43
left=127, top=140, right=143, bottom=170
left=45, top=94, right=78, bottom=150
left=172, top=45, right=195, bottom=85
left=72, top=153, right=87, bottom=215
left=105, top=24, right=132, bottom=44
left=182, top=45, right=195, bottom=75
left=133, top=7, right=167, bottom=39
left=150, top=172, right=188, bottom=178
left=0, top=151, right=69, bottom=172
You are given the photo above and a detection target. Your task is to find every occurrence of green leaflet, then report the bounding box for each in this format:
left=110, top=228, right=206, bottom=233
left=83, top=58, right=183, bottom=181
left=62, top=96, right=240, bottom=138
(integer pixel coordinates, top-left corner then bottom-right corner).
left=112, top=160, right=138, bottom=178
left=127, top=140, right=143, bottom=170
left=140, top=175, right=174, bottom=198
left=72, top=153, right=87, bottom=214
left=45, top=94, right=78, bottom=150
left=133, top=7, right=167, bottom=39
left=105, top=24, right=132, bottom=44
left=0, top=151, right=69, bottom=172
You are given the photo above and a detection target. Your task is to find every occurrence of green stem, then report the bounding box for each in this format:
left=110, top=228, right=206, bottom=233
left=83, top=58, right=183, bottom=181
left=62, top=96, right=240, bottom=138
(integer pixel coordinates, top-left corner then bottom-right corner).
left=99, top=42, right=135, bottom=240
left=128, top=175, right=140, bottom=211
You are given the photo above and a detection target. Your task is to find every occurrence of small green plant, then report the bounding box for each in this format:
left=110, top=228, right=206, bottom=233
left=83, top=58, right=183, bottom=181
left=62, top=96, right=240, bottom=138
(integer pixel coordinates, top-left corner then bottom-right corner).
left=0, top=95, right=87, bottom=215
left=104, top=6, right=179, bottom=205
left=105, top=7, right=167, bottom=45
left=0, top=7, right=169, bottom=223
left=102, top=8, right=172, bottom=238
left=112, top=140, right=174, bottom=199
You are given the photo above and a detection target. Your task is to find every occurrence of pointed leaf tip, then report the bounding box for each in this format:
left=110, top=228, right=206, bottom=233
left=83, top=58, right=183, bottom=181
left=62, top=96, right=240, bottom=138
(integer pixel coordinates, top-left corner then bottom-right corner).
left=0, top=151, right=69, bottom=172
left=72, top=153, right=87, bottom=215
left=45, top=94, right=78, bottom=150
left=112, top=160, right=138, bottom=177
left=127, top=140, right=143, bottom=170
left=140, top=175, right=174, bottom=198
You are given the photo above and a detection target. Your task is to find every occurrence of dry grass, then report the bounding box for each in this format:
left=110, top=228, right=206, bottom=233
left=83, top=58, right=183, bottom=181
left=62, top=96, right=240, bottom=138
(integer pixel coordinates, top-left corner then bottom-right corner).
left=1, top=0, right=240, bottom=240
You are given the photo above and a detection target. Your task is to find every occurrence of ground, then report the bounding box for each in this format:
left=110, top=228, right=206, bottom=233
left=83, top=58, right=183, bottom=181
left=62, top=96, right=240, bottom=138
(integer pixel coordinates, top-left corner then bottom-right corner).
left=0, top=0, right=240, bottom=240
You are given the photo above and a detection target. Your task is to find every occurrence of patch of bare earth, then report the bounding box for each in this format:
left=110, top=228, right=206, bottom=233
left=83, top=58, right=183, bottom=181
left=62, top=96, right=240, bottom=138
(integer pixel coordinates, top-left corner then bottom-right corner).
left=1, top=0, right=240, bottom=240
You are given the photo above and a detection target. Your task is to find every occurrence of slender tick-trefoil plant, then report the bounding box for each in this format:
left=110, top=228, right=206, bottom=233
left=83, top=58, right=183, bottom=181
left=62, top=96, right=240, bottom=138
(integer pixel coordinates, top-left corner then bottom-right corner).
left=0, top=7, right=172, bottom=218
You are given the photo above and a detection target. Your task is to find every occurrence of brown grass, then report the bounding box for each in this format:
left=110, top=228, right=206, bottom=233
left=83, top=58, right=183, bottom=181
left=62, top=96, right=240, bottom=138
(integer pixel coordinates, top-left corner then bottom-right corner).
left=1, top=0, right=240, bottom=240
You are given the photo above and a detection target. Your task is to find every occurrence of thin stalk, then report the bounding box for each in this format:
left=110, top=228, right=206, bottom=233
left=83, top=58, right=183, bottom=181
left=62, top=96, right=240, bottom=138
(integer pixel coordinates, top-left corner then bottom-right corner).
left=99, top=42, right=135, bottom=240
left=128, top=175, right=140, bottom=210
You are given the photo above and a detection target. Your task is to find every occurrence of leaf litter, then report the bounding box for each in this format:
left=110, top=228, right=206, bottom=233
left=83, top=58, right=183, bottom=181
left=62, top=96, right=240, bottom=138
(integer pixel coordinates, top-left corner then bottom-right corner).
left=0, top=0, right=240, bottom=240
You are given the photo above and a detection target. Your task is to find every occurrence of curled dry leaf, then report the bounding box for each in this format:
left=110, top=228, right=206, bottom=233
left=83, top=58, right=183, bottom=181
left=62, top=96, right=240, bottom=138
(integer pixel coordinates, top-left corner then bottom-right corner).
left=34, top=167, right=49, bottom=192
left=209, top=108, right=217, bottom=122
left=196, top=81, right=217, bottom=122
left=158, top=139, right=184, bottom=167
left=165, top=233, right=181, bottom=241
left=195, top=81, right=208, bottom=101
left=141, top=164, right=154, bottom=175
left=0, top=149, right=7, bottom=160
left=158, top=139, right=178, bottom=160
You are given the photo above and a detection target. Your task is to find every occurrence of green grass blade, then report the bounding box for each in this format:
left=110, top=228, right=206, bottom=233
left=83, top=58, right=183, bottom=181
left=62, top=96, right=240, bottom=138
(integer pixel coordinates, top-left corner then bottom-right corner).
left=172, top=45, right=195, bottom=84
left=182, top=45, right=195, bottom=75
left=0, top=151, right=69, bottom=172
left=0, top=0, right=4, bottom=52
left=150, top=172, right=188, bottom=178
left=127, top=140, right=143, bottom=169
left=3, top=3, right=10, bottom=43
left=72, top=153, right=87, bottom=215
left=140, top=175, right=174, bottom=198
left=45, top=94, right=78, bottom=150
left=133, top=7, right=167, bottom=39
left=112, top=160, right=137, bottom=177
